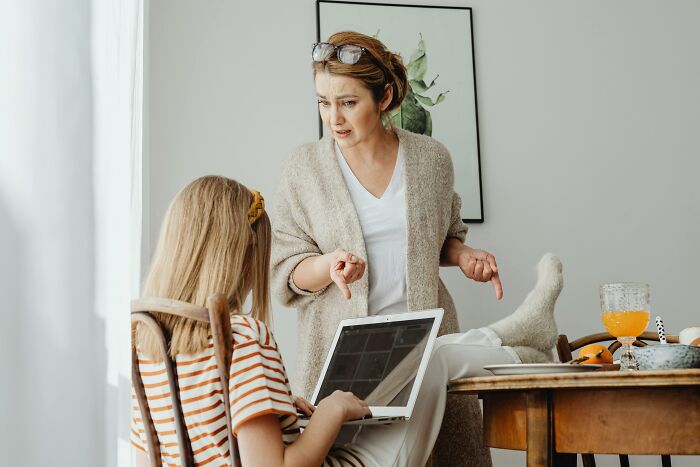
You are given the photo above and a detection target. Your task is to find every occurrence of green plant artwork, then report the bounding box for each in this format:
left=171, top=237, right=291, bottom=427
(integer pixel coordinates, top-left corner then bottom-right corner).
left=388, top=33, right=449, bottom=136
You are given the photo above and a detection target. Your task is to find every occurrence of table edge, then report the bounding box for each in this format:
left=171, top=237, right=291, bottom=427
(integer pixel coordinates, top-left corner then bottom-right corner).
left=448, top=368, right=700, bottom=393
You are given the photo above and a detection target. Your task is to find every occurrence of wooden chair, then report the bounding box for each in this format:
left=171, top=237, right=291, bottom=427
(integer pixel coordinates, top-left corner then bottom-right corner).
left=556, top=332, right=679, bottom=467
left=131, top=294, right=238, bottom=467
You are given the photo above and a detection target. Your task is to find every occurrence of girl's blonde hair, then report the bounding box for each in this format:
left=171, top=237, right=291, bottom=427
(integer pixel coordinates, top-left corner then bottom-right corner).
left=136, top=175, right=271, bottom=359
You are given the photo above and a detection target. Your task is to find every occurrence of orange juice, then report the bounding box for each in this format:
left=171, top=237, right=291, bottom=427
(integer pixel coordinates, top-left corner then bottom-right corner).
left=601, top=310, right=650, bottom=337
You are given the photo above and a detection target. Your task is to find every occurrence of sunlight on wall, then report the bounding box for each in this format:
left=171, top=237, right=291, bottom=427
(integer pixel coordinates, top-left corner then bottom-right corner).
left=1, top=1, right=104, bottom=465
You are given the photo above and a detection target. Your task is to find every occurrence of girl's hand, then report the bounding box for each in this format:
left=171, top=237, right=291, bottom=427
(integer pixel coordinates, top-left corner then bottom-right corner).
left=458, top=246, right=503, bottom=300
left=318, top=390, right=371, bottom=422
left=327, top=248, right=366, bottom=300
left=292, top=395, right=315, bottom=416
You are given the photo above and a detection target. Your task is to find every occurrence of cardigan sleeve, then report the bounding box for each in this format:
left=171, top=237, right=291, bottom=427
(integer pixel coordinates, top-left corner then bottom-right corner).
left=270, top=153, right=329, bottom=308
left=447, top=191, right=468, bottom=242
left=440, top=142, right=468, bottom=243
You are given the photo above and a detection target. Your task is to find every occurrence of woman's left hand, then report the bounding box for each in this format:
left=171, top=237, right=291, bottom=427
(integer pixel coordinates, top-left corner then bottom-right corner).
left=292, top=395, right=315, bottom=416
left=458, top=246, right=503, bottom=300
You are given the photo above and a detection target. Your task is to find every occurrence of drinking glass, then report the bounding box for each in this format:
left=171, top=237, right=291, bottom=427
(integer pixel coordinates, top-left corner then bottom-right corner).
left=599, top=283, right=650, bottom=371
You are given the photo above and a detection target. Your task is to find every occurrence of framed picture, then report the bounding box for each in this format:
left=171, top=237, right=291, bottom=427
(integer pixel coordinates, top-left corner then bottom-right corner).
left=316, top=1, right=483, bottom=223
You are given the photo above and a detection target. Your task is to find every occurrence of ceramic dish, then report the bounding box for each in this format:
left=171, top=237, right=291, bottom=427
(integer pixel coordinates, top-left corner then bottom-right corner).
left=633, top=344, right=700, bottom=370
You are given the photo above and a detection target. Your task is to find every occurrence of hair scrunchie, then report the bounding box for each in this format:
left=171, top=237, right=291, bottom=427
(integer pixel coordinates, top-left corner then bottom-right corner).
left=247, top=189, right=265, bottom=225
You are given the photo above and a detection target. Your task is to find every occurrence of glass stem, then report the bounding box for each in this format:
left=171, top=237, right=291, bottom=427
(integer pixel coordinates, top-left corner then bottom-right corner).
left=619, top=337, right=638, bottom=371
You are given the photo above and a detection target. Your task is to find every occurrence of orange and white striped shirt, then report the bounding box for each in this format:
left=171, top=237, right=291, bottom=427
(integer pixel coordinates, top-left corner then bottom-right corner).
left=131, top=315, right=366, bottom=466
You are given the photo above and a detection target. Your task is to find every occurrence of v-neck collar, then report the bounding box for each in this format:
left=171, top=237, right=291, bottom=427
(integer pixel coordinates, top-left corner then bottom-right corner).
left=334, top=142, right=402, bottom=201
left=318, top=127, right=426, bottom=312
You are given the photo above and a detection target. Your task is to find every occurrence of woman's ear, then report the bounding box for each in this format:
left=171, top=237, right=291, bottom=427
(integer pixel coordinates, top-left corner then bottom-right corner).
left=380, top=84, right=393, bottom=112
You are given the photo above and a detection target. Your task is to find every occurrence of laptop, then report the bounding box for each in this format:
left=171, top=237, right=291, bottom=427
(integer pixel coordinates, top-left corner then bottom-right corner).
left=299, top=308, right=443, bottom=426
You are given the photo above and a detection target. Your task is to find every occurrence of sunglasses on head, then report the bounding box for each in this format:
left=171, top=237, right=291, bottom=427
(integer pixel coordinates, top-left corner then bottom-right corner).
left=311, top=42, right=367, bottom=65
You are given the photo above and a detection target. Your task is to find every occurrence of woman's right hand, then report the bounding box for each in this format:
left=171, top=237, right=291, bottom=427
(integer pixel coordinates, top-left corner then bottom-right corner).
left=326, top=248, right=366, bottom=300
left=318, top=390, right=372, bottom=422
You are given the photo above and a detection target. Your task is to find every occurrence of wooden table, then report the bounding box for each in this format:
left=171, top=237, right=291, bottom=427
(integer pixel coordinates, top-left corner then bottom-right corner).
left=448, top=369, right=700, bottom=467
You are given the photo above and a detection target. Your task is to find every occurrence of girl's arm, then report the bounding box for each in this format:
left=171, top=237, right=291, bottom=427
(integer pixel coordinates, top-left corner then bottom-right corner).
left=237, top=391, right=369, bottom=467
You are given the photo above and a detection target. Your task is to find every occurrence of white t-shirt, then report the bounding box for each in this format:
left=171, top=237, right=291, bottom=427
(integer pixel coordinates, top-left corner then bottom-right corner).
left=335, top=143, right=408, bottom=316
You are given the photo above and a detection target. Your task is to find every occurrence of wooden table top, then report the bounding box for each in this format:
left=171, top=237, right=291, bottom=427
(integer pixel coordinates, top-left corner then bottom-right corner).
left=449, top=368, right=700, bottom=393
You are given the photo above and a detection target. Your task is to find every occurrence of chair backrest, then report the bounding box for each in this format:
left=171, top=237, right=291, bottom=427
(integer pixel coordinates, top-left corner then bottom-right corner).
left=131, top=294, right=238, bottom=467
left=556, top=332, right=678, bottom=467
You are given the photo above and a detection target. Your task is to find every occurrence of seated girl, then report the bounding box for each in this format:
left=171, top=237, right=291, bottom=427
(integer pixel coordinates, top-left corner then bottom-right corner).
left=131, top=175, right=563, bottom=467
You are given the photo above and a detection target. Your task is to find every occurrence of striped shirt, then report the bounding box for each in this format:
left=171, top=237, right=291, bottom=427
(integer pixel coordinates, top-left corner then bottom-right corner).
left=131, top=315, right=366, bottom=466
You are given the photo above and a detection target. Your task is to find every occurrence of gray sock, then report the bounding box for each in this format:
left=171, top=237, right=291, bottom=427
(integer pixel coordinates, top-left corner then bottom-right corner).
left=513, top=346, right=553, bottom=363
left=488, top=253, right=563, bottom=353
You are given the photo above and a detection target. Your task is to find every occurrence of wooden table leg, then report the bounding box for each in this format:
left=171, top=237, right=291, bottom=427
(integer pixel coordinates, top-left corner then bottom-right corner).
left=526, top=391, right=552, bottom=467
left=525, top=391, right=576, bottom=467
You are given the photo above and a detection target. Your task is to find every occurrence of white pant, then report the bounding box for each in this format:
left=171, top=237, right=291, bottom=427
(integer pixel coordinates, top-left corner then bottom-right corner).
left=335, top=328, right=519, bottom=467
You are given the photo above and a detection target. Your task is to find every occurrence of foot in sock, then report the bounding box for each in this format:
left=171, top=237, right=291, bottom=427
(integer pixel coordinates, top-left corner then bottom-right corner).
left=488, top=253, right=563, bottom=353
left=513, top=346, right=553, bottom=363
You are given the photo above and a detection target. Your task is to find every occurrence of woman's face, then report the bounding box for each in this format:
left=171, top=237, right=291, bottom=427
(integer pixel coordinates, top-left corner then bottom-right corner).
left=314, top=72, right=390, bottom=149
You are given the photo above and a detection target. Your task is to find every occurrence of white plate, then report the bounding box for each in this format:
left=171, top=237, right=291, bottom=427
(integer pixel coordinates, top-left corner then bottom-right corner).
left=483, top=363, right=603, bottom=375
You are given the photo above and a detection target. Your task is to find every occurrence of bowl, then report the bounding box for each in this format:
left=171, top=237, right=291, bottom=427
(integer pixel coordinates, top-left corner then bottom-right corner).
left=633, top=344, right=700, bottom=370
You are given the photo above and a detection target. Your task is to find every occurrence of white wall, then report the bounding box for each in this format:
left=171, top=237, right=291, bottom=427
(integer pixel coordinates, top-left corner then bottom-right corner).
left=1, top=2, right=106, bottom=465
left=145, top=1, right=700, bottom=465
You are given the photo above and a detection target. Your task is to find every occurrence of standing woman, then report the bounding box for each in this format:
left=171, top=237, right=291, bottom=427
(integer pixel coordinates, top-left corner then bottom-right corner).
left=271, top=31, right=501, bottom=466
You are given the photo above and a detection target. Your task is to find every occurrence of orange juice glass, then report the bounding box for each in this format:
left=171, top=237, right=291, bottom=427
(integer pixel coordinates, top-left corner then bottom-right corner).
left=600, top=283, right=650, bottom=371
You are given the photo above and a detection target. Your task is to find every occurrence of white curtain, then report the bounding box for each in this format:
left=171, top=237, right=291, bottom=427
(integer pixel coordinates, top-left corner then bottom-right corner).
left=0, top=0, right=142, bottom=465
left=92, top=0, right=143, bottom=465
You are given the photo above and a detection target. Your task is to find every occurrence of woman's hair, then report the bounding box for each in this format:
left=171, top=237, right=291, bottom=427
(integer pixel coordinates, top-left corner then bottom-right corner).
left=313, top=31, right=408, bottom=116
left=136, top=175, right=271, bottom=360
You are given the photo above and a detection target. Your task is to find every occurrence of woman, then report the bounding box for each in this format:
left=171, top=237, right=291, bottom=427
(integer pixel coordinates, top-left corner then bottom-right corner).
left=131, top=176, right=562, bottom=467
left=271, top=31, right=503, bottom=465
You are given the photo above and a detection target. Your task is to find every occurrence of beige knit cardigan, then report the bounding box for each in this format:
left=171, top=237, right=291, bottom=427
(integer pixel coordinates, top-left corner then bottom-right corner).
left=271, top=128, right=491, bottom=466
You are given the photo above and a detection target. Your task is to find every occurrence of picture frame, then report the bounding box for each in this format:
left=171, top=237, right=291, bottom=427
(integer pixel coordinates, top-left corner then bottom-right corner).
left=316, top=0, right=484, bottom=223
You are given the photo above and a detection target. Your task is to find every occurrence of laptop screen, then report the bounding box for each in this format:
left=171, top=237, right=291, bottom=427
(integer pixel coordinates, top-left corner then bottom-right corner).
left=314, top=317, right=434, bottom=407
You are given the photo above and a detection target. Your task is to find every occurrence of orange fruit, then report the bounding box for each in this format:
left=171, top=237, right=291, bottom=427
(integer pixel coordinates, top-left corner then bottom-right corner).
left=576, top=344, right=614, bottom=364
